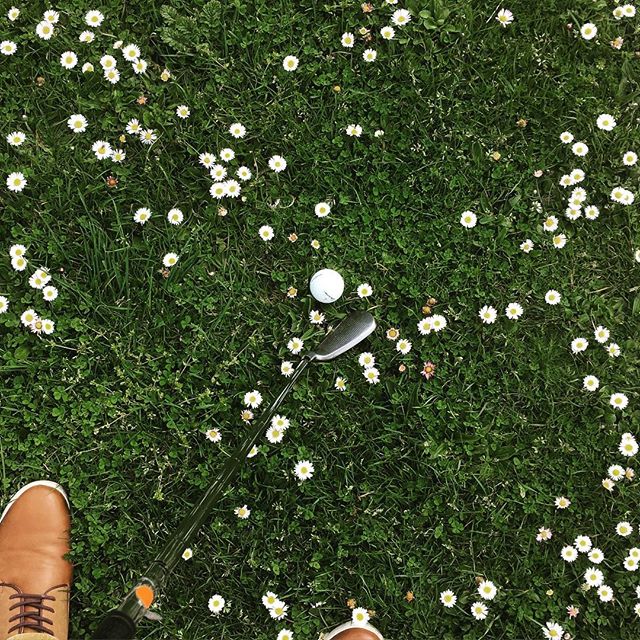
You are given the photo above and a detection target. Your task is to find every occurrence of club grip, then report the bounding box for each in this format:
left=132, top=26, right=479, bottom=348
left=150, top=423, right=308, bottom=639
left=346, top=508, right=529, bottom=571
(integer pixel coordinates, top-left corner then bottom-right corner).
left=93, top=610, right=136, bottom=639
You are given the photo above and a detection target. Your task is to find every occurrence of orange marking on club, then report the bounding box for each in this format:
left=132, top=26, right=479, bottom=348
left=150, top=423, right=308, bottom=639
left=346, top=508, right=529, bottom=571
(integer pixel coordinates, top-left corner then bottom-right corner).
left=135, top=584, right=154, bottom=608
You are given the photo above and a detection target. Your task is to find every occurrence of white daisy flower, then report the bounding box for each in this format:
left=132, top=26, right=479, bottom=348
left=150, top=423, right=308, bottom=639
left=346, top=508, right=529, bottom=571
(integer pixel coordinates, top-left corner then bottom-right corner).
left=580, top=23, right=597, bottom=40
left=496, top=8, right=514, bottom=26
left=176, top=105, right=190, bottom=119
left=225, top=180, right=241, bottom=198
left=572, top=141, right=588, bottom=157
left=584, top=567, right=604, bottom=587
left=471, top=601, right=488, bottom=620
left=359, top=352, right=375, bottom=368
left=362, top=48, right=377, bottom=62
left=219, top=148, right=235, bottom=162
left=126, top=119, right=142, bottom=135
left=341, top=32, right=355, bottom=48
left=132, top=59, right=148, bottom=74
left=594, top=326, right=610, bottom=343
left=623, top=151, right=638, bottom=166
left=357, top=283, right=372, bottom=298
left=42, top=286, right=58, bottom=302
left=552, top=234, right=567, bottom=249
left=478, top=580, right=497, bottom=600
left=440, top=590, right=456, bottom=608
left=205, top=428, right=221, bottom=442
left=11, top=256, right=28, bottom=271
left=20, top=309, right=38, bottom=326
left=1, top=40, right=17, bottom=55
left=283, top=55, right=299, bottom=71
left=391, top=8, right=411, bottom=25
left=244, top=390, right=263, bottom=408
left=269, top=601, right=288, bottom=620
left=545, top=290, right=561, bottom=305
left=181, top=548, right=193, bottom=560
left=36, top=21, right=54, bottom=40
left=236, top=166, right=252, bottom=181
left=588, top=548, right=604, bottom=564
left=268, top=155, right=287, bottom=172
left=608, top=465, right=625, bottom=481
left=139, top=129, right=157, bottom=145
left=104, top=68, right=120, bottom=84
left=229, top=123, right=246, bottom=138
left=280, top=361, right=294, bottom=377
left=41, top=318, right=55, bottom=335
left=133, top=207, right=151, bottom=224
left=262, top=592, right=279, bottom=608
left=60, top=51, right=78, bottom=69
left=479, top=305, right=497, bottom=324
left=259, top=225, right=274, bottom=241
left=555, top=496, right=570, bottom=509
left=8, top=7, right=20, bottom=21
left=584, top=205, right=600, bottom=220
left=520, top=239, right=534, bottom=253
left=606, top=342, right=621, bottom=357
left=583, top=375, right=599, bottom=391
left=167, top=208, right=184, bottom=225
left=543, top=216, right=559, bottom=232
left=460, top=210, right=477, bottom=228
left=199, top=152, right=216, bottom=169
left=597, top=113, right=616, bottom=130
left=363, top=367, right=380, bottom=384
left=346, top=124, right=363, bottom=137
left=208, top=594, right=225, bottom=614
left=560, top=131, right=574, bottom=144
left=234, top=505, right=250, bottom=519
left=597, top=585, right=613, bottom=602
left=417, top=317, right=433, bottom=335
left=381, top=26, right=395, bottom=40
left=0, top=296, right=8, bottom=314
left=288, top=337, right=303, bottom=354
left=162, top=253, right=179, bottom=268
left=352, top=608, right=370, bottom=625
left=315, top=202, right=331, bottom=218
left=335, top=376, right=347, bottom=391
left=122, top=43, right=141, bottom=61
left=7, top=172, right=27, bottom=192
left=6, top=131, right=25, bottom=146
left=92, top=140, right=112, bottom=160
left=9, top=244, right=27, bottom=258
left=309, top=309, right=325, bottom=324
left=610, top=393, right=629, bottom=410
left=505, top=303, right=523, bottom=320
left=574, top=535, right=592, bottom=552
left=570, top=337, right=588, bottom=354
left=396, top=339, right=412, bottom=354
left=294, top=460, right=314, bottom=481
left=543, top=622, right=563, bottom=639
left=561, top=545, right=578, bottom=562
left=85, top=10, right=105, bottom=26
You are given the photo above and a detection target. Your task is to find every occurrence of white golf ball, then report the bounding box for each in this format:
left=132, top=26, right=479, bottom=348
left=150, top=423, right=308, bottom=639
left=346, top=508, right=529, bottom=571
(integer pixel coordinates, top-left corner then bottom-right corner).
left=309, top=269, right=344, bottom=303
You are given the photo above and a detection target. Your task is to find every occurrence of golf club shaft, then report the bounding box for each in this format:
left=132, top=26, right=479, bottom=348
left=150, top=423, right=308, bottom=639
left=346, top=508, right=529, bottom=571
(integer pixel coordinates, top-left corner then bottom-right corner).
left=95, top=356, right=312, bottom=636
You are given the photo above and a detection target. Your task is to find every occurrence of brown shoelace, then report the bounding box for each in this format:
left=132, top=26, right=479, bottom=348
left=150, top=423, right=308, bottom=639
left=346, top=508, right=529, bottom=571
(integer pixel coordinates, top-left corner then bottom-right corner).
left=8, top=591, right=56, bottom=635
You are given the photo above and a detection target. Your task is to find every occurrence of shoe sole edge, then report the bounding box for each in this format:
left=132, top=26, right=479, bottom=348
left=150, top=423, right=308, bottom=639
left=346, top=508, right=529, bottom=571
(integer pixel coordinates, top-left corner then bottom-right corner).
left=0, top=480, right=69, bottom=523
left=324, top=621, right=383, bottom=640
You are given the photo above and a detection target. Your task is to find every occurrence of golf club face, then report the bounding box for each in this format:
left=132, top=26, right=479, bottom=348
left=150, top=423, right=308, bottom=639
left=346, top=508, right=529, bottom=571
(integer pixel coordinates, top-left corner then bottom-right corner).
left=310, top=311, right=376, bottom=361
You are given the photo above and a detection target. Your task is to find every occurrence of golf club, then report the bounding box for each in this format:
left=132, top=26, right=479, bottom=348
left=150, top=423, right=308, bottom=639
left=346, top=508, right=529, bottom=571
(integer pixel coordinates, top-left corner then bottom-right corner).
left=94, top=310, right=376, bottom=639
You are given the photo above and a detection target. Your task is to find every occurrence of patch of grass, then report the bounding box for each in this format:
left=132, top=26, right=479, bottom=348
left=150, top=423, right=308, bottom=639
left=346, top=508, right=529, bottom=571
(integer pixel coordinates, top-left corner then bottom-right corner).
left=1, top=1, right=639, bottom=638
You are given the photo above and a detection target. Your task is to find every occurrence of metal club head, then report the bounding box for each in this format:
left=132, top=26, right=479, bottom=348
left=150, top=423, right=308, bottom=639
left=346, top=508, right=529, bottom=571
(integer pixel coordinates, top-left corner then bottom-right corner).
left=308, top=311, right=376, bottom=362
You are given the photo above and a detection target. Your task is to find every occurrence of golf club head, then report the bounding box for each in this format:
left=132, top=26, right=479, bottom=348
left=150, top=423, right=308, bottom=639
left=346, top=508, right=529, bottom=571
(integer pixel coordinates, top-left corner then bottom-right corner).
left=309, top=311, right=376, bottom=362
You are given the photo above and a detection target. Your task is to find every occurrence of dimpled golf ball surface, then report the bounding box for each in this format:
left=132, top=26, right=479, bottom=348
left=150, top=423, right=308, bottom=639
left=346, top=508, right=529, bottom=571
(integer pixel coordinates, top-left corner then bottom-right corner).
left=309, top=269, right=344, bottom=303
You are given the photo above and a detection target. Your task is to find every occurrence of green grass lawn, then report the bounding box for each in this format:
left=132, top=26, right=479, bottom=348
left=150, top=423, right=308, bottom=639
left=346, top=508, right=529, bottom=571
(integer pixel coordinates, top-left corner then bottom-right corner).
left=1, top=0, right=639, bottom=638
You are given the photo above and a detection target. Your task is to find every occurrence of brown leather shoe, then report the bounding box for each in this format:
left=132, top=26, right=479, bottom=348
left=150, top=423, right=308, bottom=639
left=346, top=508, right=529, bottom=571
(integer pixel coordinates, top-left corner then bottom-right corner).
left=0, top=481, right=72, bottom=639
left=323, top=621, right=383, bottom=640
